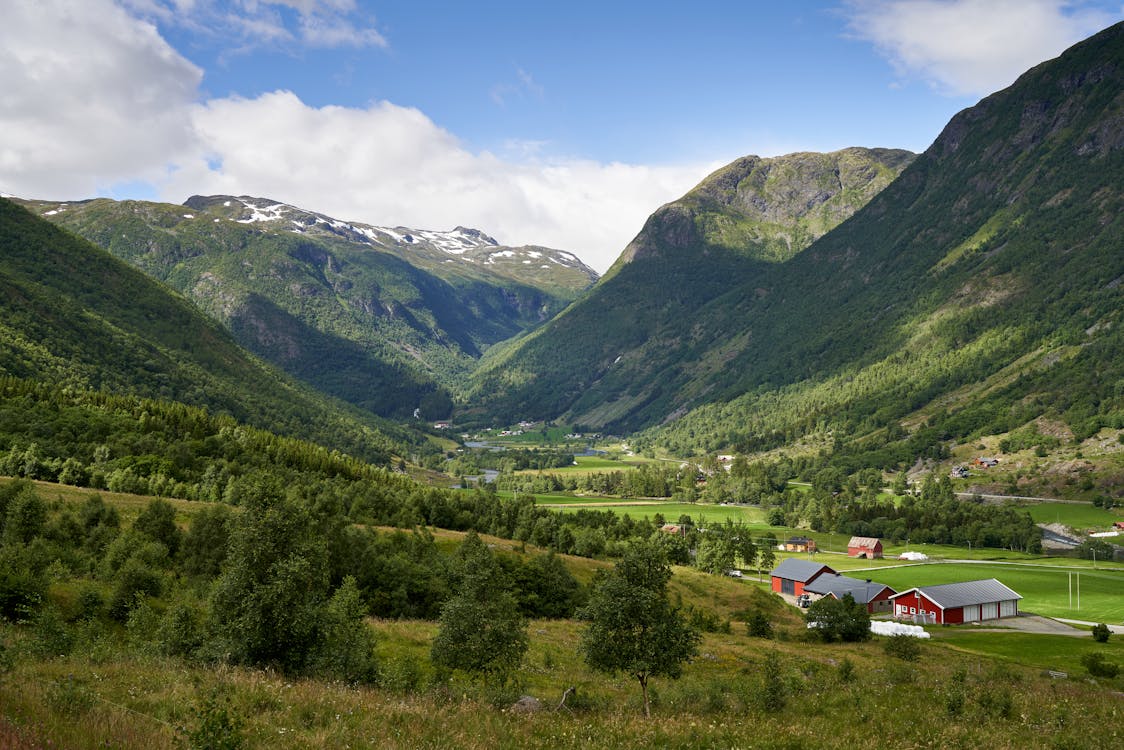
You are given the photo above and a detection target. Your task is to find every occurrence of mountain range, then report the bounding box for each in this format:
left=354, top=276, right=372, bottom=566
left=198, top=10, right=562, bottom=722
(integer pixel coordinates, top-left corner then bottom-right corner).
left=17, top=194, right=596, bottom=420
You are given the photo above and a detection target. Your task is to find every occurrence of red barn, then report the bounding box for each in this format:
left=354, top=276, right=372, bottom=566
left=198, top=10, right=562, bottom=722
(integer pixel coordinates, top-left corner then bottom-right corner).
left=803, top=573, right=896, bottom=614
left=847, top=536, right=883, bottom=559
left=769, top=559, right=836, bottom=597
left=890, top=579, right=1021, bottom=624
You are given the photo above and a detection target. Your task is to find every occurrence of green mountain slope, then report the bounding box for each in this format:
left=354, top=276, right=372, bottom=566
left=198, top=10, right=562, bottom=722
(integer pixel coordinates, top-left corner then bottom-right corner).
left=468, top=147, right=916, bottom=427
left=0, top=198, right=413, bottom=463
left=472, top=22, right=1124, bottom=466
left=20, top=195, right=597, bottom=420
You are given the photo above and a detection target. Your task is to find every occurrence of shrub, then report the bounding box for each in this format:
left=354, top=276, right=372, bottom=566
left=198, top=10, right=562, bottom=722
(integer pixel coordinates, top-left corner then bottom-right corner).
left=182, top=687, right=244, bottom=750
left=1081, top=652, right=1120, bottom=678
left=746, top=610, right=774, bottom=639
left=883, top=633, right=921, bottom=661
left=1091, top=623, right=1111, bottom=643
left=756, top=651, right=786, bottom=711
left=837, top=657, right=855, bottom=683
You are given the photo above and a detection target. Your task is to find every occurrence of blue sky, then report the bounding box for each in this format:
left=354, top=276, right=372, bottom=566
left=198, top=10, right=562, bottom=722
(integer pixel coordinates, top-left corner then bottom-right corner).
left=2, top=1, right=1121, bottom=271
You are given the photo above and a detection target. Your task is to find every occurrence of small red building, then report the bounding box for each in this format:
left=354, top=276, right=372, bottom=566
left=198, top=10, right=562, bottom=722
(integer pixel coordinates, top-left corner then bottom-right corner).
left=847, top=536, right=884, bottom=559
left=803, top=573, right=896, bottom=614
left=769, top=559, right=836, bottom=597
left=890, top=579, right=1021, bottom=624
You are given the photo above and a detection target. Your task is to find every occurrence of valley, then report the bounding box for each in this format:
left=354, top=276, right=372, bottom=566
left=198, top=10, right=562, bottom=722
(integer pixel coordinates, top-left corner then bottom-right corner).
left=0, top=14, right=1122, bottom=750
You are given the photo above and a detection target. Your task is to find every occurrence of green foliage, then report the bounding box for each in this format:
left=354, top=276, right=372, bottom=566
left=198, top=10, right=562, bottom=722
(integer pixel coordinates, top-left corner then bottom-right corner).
left=1080, top=651, right=1120, bottom=678
left=208, top=493, right=330, bottom=671
left=133, top=498, right=182, bottom=556
left=181, top=687, right=244, bottom=750
left=746, top=610, right=773, bottom=639
left=884, top=633, right=922, bottom=661
left=755, top=650, right=787, bottom=712
left=310, top=576, right=379, bottom=684
left=1091, top=623, right=1111, bottom=643
left=579, top=541, right=701, bottom=717
left=806, top=594, right=871, bottom=643
left=181, top=505, right=233, bottom=578
left=430, top=532, right=528, bottom=683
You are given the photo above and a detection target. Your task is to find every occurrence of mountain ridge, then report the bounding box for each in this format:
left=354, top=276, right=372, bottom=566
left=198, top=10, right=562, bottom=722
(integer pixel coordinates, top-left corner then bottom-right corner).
left=18, top=194, right=597, bottom=420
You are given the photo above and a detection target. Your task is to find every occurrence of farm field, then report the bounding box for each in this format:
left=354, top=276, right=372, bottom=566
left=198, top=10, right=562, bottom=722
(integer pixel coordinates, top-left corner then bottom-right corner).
left=866, top=562, right=1124, bottom=623
left=1024, top=501, right=1123, bottom=529
left=549, top=500, right=768, bottom=526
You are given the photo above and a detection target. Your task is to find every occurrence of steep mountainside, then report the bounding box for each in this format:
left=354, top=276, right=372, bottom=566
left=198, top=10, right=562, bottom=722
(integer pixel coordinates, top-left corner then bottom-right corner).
left=21, top=195, right=597, bottom=419
left=469, top=147, right=916, bottom=426
left=0, top=198, right=412, bottom=463
left=472, top=22, right=1123, bottom=466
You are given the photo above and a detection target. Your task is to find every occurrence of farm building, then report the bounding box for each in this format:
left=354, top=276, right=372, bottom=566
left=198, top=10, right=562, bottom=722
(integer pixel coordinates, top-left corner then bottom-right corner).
left=784, top=536, right=817, bottom=553
left=803, top=573, right=897, bottom=614
left=847, top=536, right=883, bottom=559
left=890, top=579, right=1021, bottom=625
left=769, top=559, right=836, bottom=597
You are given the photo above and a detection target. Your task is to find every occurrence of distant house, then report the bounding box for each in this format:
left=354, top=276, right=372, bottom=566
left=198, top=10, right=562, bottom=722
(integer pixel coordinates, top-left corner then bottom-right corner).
left=769, top=559, right=836, bottom=597
left=847, top=536, right=883, bottom=559
left=1114, top=522, right=1124, bottom=530
left=950, top=465, right=970, bottom=479
left=890, top=579, right=1021, bottom=625
left=659, top=524, right=687, bottom=536
left=973, top=457, right=1000, bottom=468
left=433, top=421, right=452, bottom=429
left=784, top=536, right=817, bottom=553
left=803, top=573, right=896, bottom=614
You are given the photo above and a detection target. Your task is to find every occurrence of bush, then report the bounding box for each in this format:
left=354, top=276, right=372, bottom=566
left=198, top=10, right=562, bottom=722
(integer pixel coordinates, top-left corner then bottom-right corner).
left=1091, top=623, right=1111, bottom=643
left=756, top=651, right=786, bottom=711
left=883, top=633, right=921, bottom=661
left=1081, top=652, right=1120, bottom=678
left=806, top=594, right=871, bottom=643
left=746, top=610, right=774, bottom=639
left=182, top=687, right=244, bottom=750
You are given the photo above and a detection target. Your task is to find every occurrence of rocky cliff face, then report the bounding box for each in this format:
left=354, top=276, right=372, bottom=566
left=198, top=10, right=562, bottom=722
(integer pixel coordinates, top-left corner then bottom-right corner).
left=616, top=147, right=914, bottom=268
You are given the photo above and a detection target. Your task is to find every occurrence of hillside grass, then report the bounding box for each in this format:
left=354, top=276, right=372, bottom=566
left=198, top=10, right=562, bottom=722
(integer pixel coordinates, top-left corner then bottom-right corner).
left=3, top=611, right=1123, bottom=749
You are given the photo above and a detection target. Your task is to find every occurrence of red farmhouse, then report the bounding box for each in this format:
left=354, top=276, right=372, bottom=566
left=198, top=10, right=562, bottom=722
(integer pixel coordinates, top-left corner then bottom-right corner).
left=769, top=558, right=836, bottom=597
left=803, top=573, right=896, bottom=614
left=847, top=536, right=883, bottom=559
left=890, top=579, right=1021, bottom=624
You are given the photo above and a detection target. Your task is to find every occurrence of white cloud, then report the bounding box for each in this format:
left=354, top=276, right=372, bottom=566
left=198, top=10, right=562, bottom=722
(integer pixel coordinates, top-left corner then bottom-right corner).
left=124, top=0, right=387, bottom=50
left=0, top=0, right=706, bottom=273
left=844, top=0, right=1118, bottom=97
left=165, top=91, right=709, bottom=272
left=0, top=0, right=202, bottom=199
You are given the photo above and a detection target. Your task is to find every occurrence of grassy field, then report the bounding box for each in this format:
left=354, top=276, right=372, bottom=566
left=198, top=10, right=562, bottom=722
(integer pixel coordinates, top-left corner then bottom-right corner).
left=936, top=630, right=1124, bottom=674
left=1024, top=501, right=1123, bottom=529
left=549, top=501, right=768, bottom=526
left=864, top=562, right=1124, bottom=623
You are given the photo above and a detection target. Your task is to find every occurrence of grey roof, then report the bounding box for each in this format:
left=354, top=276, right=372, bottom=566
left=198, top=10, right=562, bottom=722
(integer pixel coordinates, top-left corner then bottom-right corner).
left=892, top=579, right=1022, bottom=609
left=847, top=536, right=881, bottom=549
left=769, top=558, right=835, bottom=583
left=803, top=573, right=895, bottom=604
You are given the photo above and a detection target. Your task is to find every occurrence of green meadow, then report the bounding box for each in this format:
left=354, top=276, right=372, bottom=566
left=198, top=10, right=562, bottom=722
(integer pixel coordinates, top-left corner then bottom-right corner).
left=1024, top=501, right=1123, bottom=529
left=937, top=630, right=1124, bottom=675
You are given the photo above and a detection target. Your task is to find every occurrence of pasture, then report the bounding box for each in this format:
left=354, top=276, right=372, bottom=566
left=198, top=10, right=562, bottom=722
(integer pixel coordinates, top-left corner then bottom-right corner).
left=1024, top=501, right=1123, bottom=529
left=936, top=630, right=1124, bottom=675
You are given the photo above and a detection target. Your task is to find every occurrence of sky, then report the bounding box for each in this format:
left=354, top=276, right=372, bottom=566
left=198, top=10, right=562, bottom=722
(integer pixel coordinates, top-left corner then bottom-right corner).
left=1, top=1, right=1120, bottom=272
